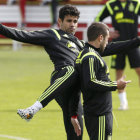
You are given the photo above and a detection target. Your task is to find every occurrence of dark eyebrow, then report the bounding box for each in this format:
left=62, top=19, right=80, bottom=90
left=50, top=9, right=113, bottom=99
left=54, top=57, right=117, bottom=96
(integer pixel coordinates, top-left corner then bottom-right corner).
left=66, top=19, right=78, bottom=23
left=67, top=19, right=72, bottom=22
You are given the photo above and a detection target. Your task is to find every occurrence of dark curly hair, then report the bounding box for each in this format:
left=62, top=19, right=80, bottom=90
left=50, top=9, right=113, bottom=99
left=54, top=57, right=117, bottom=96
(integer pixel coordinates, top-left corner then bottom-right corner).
left=59, top=4, right=80, bottom=21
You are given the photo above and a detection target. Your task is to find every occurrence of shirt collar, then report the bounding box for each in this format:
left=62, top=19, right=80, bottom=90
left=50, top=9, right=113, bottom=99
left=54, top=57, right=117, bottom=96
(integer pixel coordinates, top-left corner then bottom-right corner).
left=85, top=42, right=100, bottom=52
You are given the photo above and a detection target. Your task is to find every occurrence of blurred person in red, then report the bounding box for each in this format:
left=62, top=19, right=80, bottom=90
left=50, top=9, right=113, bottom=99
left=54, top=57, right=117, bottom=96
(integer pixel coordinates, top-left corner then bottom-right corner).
left=7, top=0, right=26, bottom=28
left=19, top=0, right=26, bottom=27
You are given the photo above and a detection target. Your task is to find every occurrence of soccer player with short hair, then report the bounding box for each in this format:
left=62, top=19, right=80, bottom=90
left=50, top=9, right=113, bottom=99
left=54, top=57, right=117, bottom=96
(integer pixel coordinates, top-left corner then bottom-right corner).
left=71, top=22, right=131, bottom=140
left=0, top=5, right=84, bottom=140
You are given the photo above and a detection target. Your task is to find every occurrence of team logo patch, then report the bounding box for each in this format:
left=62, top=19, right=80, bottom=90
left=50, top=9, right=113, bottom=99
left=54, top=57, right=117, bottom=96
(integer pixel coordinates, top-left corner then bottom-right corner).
left=63, top=34, right=69, bottom=38
left=66, top=41, right=79, bottom=53
left=115, top=12, right=123, bottom=20
left=114, top=6, right=119, bottom=11
left=67, top=41, right=77, bottom=49
left=128, top=2, right=135, bottom=12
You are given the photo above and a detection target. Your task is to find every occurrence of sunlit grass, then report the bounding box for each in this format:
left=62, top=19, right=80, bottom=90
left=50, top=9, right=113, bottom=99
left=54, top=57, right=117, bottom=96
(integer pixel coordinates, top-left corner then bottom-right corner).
left=0, top=44, right=140, bottom=140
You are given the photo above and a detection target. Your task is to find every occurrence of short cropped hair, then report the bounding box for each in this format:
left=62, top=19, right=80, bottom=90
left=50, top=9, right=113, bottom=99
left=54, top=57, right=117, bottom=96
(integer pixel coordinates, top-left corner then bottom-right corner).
left=87, top=22, right=109, bottom=41
left=59, top=4, right=80, bottom=21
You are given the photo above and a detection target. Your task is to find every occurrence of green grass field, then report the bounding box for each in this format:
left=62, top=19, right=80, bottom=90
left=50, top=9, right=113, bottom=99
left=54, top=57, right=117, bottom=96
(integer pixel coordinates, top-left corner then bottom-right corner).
left=0, top=43, right=140, bottom=140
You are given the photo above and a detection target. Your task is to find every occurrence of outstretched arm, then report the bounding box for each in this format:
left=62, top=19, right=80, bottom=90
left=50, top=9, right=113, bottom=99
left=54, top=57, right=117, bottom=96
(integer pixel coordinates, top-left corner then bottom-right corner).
left=0, top=24, right=54, bottom=46
left=102, top=37, right=140, bottom=56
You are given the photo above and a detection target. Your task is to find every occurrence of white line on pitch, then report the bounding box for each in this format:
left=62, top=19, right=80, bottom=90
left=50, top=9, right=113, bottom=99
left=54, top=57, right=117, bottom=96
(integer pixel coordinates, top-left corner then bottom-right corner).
left=0, top=134, right=31, bottom=140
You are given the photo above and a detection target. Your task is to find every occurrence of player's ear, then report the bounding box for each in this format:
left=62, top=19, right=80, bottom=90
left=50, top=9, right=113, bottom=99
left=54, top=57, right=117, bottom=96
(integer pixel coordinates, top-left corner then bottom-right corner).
left=98, top=35, right=103, bottom=42
left=100, top=35, right=103, bottom=42
left=58, top=18, right=62, bottom=27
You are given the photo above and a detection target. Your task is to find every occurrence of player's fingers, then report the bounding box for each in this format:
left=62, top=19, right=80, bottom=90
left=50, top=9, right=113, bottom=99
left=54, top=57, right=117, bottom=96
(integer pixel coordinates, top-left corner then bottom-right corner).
left=75, top=121, right=81, bottom=136
left=71, top=118, right=81, bottom=136
left=126, top=80, right=131, bottom=84
left=75, top=125, right=81, bottom=136
left=122, top=75, right=126, bottom=80
left=72, top=120, right=81, bottom=136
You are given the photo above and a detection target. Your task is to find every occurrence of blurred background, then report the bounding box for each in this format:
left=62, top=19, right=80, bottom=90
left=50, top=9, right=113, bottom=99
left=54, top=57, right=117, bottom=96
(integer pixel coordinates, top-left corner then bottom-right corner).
left=0, top=0, right=110, bottom=48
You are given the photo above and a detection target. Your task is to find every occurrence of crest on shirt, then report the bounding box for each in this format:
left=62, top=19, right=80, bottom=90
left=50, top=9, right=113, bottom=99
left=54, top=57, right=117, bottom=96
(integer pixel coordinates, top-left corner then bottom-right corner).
left=114, top=6, right=119, bottom=11
left=63, top=34, right=69, bottom=38
left=67, top=41, right=77, bottom=49
left=128, top=2, right=135, bottom=12
left=66, top=41, right=79, bottom=53
left=115, top=12, right=123, bottom=20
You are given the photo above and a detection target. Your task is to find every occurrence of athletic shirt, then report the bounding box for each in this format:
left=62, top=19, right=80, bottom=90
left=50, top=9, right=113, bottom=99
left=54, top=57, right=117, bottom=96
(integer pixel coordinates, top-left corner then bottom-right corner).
left=95, top=0, right=140, bottom=40
left=0, top=24, right=84, bottom=69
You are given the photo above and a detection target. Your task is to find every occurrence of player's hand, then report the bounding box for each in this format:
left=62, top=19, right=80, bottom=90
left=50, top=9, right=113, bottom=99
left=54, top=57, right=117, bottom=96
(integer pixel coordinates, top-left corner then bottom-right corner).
left=71, top=117, right=81, bottom=136
left=117, top=76, right=131, bottom=90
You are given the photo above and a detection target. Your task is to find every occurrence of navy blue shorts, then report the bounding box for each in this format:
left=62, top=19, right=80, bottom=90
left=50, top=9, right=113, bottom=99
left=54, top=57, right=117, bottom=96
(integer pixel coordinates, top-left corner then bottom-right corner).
left=111, top=47, right=140, bottom=69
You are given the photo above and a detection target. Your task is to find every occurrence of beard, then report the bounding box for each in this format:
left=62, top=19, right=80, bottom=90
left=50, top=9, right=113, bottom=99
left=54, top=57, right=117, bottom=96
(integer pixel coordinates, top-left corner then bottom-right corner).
left=99, top=43, right=105, bottom=54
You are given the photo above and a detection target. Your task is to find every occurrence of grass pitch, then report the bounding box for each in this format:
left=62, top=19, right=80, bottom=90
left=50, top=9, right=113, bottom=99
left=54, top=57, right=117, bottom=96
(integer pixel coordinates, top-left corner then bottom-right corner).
left=0, top=44, right=140, bottom=140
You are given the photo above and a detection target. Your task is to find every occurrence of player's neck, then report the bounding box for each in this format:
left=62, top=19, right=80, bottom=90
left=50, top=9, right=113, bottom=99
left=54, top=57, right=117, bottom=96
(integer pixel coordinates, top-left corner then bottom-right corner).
left=88, top=40, right=100, bottom=49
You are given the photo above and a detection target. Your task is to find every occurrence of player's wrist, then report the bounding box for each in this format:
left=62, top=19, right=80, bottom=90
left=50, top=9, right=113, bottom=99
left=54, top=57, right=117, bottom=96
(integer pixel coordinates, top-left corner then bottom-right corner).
left=71, top=115, right=78, bottom=119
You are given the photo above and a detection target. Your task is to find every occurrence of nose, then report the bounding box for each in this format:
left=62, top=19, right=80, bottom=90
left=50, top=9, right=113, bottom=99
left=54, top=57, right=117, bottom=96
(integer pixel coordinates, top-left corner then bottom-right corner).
left=71, top=22, right=75, bottom=26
